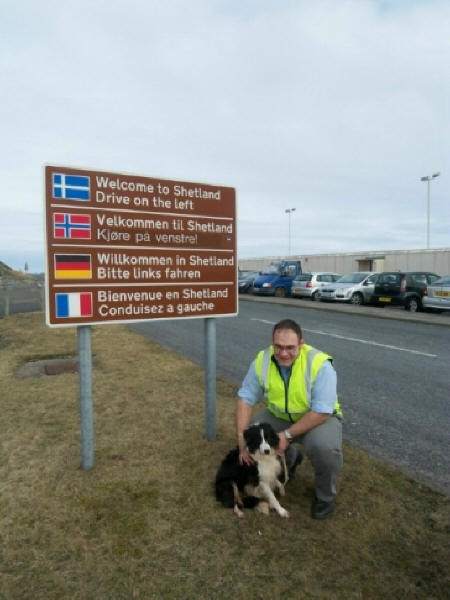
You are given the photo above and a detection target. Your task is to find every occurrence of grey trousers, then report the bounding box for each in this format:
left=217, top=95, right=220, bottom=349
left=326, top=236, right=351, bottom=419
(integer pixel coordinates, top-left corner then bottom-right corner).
left=251, top=409, right=343, bottom=503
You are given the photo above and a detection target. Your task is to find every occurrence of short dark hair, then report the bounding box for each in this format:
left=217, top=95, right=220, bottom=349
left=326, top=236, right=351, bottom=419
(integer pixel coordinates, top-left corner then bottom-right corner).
left=272, top=319, right=302, bottom=342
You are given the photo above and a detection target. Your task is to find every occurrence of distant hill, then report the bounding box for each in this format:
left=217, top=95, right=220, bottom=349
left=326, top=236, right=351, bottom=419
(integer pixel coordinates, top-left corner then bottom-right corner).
left=0, top=261, right=35, bottom=281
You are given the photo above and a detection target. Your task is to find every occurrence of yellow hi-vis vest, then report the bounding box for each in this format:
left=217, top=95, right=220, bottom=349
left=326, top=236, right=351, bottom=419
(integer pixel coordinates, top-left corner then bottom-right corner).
left=255, top=344, right=342, bottom=423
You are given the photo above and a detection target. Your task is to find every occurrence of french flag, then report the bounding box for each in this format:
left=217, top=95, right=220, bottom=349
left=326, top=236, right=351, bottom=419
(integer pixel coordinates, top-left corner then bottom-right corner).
left=55, top=292, right=92, bottom=318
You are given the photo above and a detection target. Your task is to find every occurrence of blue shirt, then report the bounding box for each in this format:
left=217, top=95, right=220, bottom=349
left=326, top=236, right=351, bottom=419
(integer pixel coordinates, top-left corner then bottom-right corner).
left=238, top=358, right=337, bottom=414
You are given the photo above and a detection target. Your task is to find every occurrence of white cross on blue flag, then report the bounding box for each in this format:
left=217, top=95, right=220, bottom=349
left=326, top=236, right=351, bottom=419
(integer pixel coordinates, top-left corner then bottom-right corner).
left=52, top=173, right=90, bottom=201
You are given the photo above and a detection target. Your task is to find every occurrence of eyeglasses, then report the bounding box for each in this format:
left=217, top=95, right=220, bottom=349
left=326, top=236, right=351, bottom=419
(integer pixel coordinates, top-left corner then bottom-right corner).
left=274, top=344, right=299, bottom=353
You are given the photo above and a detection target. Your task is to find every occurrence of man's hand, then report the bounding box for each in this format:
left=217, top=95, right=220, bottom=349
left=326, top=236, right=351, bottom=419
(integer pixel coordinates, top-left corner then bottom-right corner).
left=277, top=432, right=289, bottom=455
left=236, top=398, right=254, bottom=465
left=239, top=444, right=254, bottom=466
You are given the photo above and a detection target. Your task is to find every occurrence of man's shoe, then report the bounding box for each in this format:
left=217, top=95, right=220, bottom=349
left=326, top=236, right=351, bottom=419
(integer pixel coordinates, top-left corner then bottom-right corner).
left=311, top=496, right=335, bottom=520
left=288, top=448, right=303, bottom=479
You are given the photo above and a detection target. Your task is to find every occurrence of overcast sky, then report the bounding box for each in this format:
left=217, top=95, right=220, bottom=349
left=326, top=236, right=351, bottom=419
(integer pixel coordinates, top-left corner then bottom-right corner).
left=1, top=0, right=449, bottom=273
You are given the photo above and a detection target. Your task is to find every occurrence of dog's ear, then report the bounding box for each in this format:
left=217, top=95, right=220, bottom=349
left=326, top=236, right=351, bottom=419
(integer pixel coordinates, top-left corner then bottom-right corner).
left=244, top=425, right=260, bottom=451
left=263, top=423, right=280, bottom=448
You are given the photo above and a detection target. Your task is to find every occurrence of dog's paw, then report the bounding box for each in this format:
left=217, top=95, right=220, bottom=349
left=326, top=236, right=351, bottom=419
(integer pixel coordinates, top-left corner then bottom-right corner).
left=278, top=507, right=290, bottom=518
left=234, top=504, right=245, bottom=518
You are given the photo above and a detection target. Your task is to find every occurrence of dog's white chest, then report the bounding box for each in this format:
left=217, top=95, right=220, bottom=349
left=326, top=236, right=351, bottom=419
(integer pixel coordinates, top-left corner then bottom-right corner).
left=257, top=455, right=281, bottom=485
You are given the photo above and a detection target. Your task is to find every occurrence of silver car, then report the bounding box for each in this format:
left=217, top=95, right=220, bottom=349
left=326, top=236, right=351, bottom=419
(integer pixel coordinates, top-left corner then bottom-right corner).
left=318, top=272, right=379, bottom=305
left=423, top=275, right=450, bottom=312
left=291, top=272, right=341, bottom=301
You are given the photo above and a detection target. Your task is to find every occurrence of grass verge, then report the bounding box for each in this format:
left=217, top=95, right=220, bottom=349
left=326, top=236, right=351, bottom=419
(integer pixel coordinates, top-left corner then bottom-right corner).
left=0, top=312, right=449, bottom=599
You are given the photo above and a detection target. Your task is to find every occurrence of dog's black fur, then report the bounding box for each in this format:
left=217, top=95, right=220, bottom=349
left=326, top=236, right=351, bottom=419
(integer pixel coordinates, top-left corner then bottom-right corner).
left=215, top=423, right=289, bottom=518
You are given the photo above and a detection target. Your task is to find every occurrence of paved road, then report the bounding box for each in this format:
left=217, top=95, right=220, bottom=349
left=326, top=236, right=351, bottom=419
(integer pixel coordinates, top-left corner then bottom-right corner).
left=129, top=296, right=450, bottom=496
left=5, top=284, right=449, bottom=494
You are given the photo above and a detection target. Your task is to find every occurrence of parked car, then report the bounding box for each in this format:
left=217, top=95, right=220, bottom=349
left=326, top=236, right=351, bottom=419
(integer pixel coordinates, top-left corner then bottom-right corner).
left=423, top=275, right=450, bottom=312
left=372, top=271, right=441, bottom=312
left=238, top=270, right=261, bottom=294
left=252, top=260, right=302, bottom=297
left=318, top=272, right=379, bottom=305
left=291, top=272, right=341, bottom=301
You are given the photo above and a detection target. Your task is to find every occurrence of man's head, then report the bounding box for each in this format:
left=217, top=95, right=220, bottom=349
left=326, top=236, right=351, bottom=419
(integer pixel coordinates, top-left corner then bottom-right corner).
left=272, top=319, right=303, bottom=367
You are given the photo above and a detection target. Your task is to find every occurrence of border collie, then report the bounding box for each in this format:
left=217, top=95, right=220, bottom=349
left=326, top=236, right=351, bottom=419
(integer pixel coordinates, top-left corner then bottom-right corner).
left=215, top=423, right=289, bottom=518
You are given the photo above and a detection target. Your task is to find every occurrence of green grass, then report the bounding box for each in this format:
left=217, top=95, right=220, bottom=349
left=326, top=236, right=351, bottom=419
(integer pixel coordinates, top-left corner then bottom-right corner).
left=0, top=312, right=449, bottom=599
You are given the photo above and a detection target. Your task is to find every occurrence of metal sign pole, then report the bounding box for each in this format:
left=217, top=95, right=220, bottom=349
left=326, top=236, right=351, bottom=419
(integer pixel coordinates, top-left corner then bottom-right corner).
left=204, top=318, right=216, bottom=441
left=77, top=325, right=95, bottom=470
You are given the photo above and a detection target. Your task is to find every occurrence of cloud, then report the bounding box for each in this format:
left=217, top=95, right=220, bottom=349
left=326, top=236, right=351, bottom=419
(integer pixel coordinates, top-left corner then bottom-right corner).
left=1, top=0, right=449, bottom=271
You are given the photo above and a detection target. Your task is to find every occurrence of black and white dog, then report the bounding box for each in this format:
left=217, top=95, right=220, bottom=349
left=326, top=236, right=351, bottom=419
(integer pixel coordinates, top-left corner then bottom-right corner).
left=215, top=423, right=289, bottom=518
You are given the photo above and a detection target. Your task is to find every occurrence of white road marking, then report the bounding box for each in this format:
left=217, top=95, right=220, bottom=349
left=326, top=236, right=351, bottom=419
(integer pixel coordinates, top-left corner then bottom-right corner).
left=250, top=318, right=437, bottom=358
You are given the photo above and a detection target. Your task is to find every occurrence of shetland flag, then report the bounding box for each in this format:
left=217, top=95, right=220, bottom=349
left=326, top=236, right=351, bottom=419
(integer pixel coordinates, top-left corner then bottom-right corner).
left=53, top=173, right=90, bottom=201
left=53, top=213, right=91, bottom=239
left=54, top=254, right=92, bottom=279
left=55, top=292, right=93, bottom=318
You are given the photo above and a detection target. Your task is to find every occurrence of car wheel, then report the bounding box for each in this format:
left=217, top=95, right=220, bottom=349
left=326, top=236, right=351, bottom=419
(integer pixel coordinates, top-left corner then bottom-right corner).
left=247, top=285, right=254, bottom=294
left=350, top=293, right=364, bottom=305
left=405, top=297, right=420, bottom=312
left=274, top=287, right=286, bottom=298
left=311, top=291, right=318, bottom=301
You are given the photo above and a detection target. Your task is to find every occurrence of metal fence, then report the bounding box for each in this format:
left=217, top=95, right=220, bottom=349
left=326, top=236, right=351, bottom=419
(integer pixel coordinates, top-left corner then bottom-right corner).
left=0, top=279, right=44, bottom=316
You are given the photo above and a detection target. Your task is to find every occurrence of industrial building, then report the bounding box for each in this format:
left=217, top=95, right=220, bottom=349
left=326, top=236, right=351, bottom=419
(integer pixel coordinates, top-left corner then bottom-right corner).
left=239, top=247, right=450, bottom=275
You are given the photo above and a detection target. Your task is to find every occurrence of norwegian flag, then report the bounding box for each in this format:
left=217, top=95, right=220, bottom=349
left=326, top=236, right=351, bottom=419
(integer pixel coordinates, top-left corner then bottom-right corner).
left=53, top=213, right=91, bottom=239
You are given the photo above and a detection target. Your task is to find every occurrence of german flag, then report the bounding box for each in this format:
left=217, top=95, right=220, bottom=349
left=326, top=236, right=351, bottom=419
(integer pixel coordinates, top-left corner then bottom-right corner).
left=54, top=254, right=92, bottom=279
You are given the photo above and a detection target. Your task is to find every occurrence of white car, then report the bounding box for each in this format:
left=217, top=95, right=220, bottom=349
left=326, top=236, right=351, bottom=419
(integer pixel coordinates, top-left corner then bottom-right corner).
left=318, top=272, right=379, bottom=305
left=423, top=275, right=450, bottom=312
left=291, top=272, right=341, bottom=301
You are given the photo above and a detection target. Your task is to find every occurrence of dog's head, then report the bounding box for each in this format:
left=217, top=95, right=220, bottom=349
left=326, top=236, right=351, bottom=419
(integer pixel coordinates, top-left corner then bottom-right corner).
left=244, top=423, right=279, bottom=457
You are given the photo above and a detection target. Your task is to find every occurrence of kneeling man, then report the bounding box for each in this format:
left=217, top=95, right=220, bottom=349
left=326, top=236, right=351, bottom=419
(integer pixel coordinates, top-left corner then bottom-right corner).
left=236, top=318, right=343, bottom=519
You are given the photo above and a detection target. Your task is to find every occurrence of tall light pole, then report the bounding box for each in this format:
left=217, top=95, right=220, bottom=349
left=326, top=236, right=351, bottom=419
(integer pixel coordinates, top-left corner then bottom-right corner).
left=285, top=208, right=296, bottom=255
left=420, top=172, right=440, bottom=249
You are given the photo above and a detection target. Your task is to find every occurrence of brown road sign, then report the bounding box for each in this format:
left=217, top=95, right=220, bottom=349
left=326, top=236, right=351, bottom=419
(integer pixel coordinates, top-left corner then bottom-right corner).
left=44, top=166, right=237, bottom=326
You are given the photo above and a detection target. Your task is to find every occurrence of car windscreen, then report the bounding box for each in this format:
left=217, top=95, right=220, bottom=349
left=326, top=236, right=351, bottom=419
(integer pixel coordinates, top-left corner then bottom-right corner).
left=377, top=273, right=401, bottom=284
left=294, top=275, right=312, bottom=281
left=263, top=263, right=281, bottom=275
left=431, top=276, right=450, bottom=285
left=336, top=273, right=367, bottom=284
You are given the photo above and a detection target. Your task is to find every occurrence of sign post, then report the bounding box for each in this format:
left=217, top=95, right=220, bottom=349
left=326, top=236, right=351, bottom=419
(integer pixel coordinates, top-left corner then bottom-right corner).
left=77, top=325, right=94, bottom=470
left=204, top=318, right=216, bottom=441
left=44, top=166, right=237, bottom=466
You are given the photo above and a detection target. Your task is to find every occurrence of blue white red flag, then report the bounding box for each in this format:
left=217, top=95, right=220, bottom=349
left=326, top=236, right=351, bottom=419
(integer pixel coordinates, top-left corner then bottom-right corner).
left=52, top=173, right=90, bottom=201
left=53, top=213, right=91, bottom=239
left=55, top=292, right=93, bottom=318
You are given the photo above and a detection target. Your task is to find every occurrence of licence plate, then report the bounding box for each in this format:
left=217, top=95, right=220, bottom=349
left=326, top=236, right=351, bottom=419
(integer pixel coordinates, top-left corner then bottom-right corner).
left=435, top=291, right=450, bottom=297
left=379, top=297, right=391, bottom=302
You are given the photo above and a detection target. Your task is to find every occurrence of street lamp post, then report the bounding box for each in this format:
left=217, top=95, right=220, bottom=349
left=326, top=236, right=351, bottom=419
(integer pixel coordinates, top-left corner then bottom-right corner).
left=285, top=208, right=296, bottom=256
left=420, top=172, right=440, bottom=249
